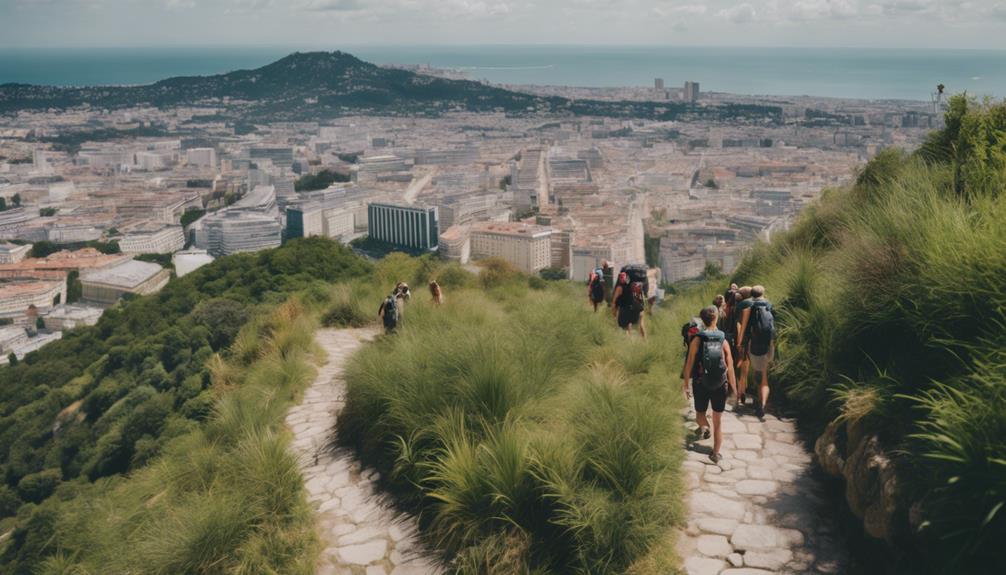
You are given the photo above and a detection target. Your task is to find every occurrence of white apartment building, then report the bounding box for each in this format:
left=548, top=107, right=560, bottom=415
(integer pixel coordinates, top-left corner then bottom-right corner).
left=0, top=242, right=31, bottom=264
left=0, top=279, right=66, bottom=316
left=469, top=222, right=553, bottom=275
left=186, top=148, right=217, bottom=168
left=202, top=212, right=282, bottom=257
left=119, top=226, right=185, bottom=254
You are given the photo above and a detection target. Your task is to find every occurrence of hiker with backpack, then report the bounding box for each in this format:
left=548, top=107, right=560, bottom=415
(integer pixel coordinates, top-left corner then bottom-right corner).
left=734, top=286, right=754, bottom=405
left=587, top=268, right=606, bottom=312
left=601, top=260, right=615, bottom=305
left=737, top=285, right=775, bottom=418
left=682, top=305, right=739, bottom=464
left=611, top=265, right=648, bottom=337
left=378, top=293, right=399, bottom=334
left=429, top=279, right=443, bottom=305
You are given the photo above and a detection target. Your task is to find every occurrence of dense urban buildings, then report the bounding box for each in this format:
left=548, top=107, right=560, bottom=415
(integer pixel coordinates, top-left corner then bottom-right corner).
left=0, top=62, right=941, bottom=361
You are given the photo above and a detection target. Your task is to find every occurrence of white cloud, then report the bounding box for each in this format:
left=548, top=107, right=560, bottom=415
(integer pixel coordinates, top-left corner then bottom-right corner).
left=718, top=2, right=757, bottom=23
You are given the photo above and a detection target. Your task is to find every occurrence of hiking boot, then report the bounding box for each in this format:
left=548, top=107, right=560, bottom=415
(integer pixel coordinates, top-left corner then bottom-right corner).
left=755, top=403, right=765, bottom=419
left=709, top=452, right=723, bottom=464
left=694, top=426, right=711, bottom=440
left=739, top=393, right=746, bottom=405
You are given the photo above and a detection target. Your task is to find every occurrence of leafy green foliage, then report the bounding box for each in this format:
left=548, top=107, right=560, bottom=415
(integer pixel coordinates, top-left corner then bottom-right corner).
left=730, top=96, right=1006, bottom=573
left=0, top=237, right=369, bottom=573
left=294, top=169, right=350, bottom=192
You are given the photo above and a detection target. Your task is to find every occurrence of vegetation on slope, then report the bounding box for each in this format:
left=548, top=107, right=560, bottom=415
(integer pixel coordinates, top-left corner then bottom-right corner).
left=336, top=257, right=687, bottom=574
left=729, top=95, right=1006, bottom=573
left=0, top=238, right=371, bottom=573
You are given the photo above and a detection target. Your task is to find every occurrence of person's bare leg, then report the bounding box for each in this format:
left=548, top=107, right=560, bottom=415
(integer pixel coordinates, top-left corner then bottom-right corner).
left=711, top=411, right=723, bottom=455
left=696, top=410, right=709, bottom=432
left=739, top=359, right=750, bottom=401
left=759, top=369, right=770, bottom=411
left=638, top=315, right=646, bottom=338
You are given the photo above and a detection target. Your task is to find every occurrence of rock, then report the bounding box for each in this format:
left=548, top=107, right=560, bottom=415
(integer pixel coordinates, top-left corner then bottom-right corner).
left=731, top=524, right=804, bottom=551
left=720, top=569, right=775, bottom=575
left=747, top=466, right=773, bottom=480
left=842, top=435, right=899, bottom=541
left=733, top=450, right=759, bottom=461
left=366, top=566, right=388, bottom=575
left=814, top=420, right=845, bottom=477
left=338, top=526, right=386, bottom=546
left=743, top=548, right=793, bottom=570
left=337, top=540, right=388, bottom=565
left=733, top=433, right=763, bottom=450
left=728, top=552, right=744, bottom=567
left=697, top=534, right=733, bottom=557
left=684, top=556, right=725, bottom=575
left=698, top=517, right=739, bottom=536
left=735, top=480, right=778, bottom=496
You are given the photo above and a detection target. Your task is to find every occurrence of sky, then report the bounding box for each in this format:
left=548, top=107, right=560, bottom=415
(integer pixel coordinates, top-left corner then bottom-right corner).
left=1, top=0, right=1005, bottom=50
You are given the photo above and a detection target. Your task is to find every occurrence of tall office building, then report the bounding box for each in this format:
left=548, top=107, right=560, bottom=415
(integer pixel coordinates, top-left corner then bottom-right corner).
left=654, top=78, right=665, bottom=90
left=683, top=81, right=700, bottom=104
left=367, top=203, right=439, bottom=251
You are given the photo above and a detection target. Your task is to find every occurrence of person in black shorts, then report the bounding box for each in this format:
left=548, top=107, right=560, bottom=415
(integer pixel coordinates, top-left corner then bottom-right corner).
left=682, top=305, right=739, bottom=464
left=611, top=271, right=646, bottom=338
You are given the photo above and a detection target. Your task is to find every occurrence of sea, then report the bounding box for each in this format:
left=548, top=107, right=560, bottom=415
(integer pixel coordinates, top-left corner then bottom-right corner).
left=0, top=45, right=1003, bottom=102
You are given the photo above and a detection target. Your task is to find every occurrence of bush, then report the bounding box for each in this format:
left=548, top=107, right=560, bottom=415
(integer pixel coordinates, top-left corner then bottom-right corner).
left=17, top=469, right=61, bottom=504
left=337, top=283, right=685, bottom=573
left=726, top=96, right=1006, bottom=573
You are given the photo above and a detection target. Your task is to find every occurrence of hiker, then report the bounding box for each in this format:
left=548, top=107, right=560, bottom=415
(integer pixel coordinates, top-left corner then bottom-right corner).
left=378, top=293, right=399, bottom=334
left=601, top=260, right=615, bottom=305
left=392, top=281, right=411, bottom=325
left=587, top=267, right=606, bottom=312
left=734, top=286, right=754, bottom=405
left=737, top=285, right=775, bottom=418
left=719, top=288, right=739, bottom=385
left=682, top=305, right=738, bottom=464
left=429, top=280, right=443, bottom=305
left=611, top=268, right=646, bottom=338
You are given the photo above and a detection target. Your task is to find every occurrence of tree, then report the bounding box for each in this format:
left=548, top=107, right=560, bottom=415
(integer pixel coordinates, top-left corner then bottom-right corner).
left=35, top=317, right=44, bottom=331
left=0, top=197, right=6, bottom=211
left=12, top=193, right=21, bottom=207
left=7, top=353, right=16, bottom=366
left=702, top=261, right=723, bottom=280
left=539, top=267, right=567, bottom=281
left=29, top=241, right=58, bottom=259
left=39, top=208, right=57, bottom=217
left=191, top=298, right=249, bottom=350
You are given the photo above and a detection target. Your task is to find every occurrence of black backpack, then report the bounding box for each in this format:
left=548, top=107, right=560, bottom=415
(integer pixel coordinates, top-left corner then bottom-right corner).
left=589, top=275, right=605, bottom=302
left=619, top=264, right=649, bottom=296
left=382, top=296, right=399, bottom=329
left=697, top=330, right=727, bottom=391
left=748, top=300, right=774, bottom=355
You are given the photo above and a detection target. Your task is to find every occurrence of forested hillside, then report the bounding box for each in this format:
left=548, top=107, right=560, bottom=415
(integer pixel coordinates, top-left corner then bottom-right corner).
left=0, top=238, right=370, bottom=574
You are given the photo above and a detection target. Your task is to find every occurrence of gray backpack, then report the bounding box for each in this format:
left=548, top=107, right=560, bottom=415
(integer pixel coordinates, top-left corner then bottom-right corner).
left=697, top=330, right=727, bottom=391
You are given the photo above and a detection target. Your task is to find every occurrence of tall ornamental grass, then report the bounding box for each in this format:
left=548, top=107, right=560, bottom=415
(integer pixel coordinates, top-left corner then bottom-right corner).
left=730, top=96, right=1006, bottom=573
left=337, top=280, right=686, bottom=574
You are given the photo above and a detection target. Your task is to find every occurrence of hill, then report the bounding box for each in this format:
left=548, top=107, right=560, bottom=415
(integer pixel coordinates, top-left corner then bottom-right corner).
left=724, top=94, right=1006, bottom=574
left=0, top=238, right=370, bottom=574
left=0, top=51, right=782, bottom=123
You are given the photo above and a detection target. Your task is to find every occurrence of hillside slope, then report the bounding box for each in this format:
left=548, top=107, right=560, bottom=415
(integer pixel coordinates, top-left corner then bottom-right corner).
left=0, top=51, right=782, bottom=123
left=729, top=95, right=1006, bottom=574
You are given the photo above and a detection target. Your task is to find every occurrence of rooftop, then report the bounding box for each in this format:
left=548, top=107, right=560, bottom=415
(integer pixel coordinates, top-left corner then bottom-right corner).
left=80, top=260, right=165, bottom=289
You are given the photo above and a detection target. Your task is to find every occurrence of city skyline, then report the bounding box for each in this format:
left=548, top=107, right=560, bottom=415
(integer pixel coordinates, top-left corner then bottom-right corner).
left=2, top=0, right=1006, bottom=50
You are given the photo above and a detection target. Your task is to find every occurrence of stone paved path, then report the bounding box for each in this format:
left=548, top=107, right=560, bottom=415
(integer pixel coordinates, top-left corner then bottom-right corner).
left=286, top=328, right=440, bottom=575
left=677, top=402, right=848, bottom=575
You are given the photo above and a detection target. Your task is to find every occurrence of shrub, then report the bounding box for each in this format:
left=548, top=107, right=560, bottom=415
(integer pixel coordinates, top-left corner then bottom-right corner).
left=338, top=283, right=685, bottom=573
left=17, top=469, right=62, bottom=504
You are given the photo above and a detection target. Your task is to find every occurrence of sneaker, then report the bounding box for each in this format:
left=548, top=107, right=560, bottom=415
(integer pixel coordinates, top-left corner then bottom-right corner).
left=709, top=452, right=723, bottom=464
left=739, top=393, right=746, bottom=405
left=755, top=403, right=765, bottom=419
left=694, top=425, right=711, bottom=440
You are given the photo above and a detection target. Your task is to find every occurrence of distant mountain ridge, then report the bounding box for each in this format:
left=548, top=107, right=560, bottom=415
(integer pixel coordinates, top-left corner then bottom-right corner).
left=0, top=50, right=782, bottom=123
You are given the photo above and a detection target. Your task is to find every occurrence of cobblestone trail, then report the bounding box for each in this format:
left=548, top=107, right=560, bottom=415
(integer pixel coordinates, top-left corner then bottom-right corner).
left=286, top=328, right=441, bottom=575
left=678, top=403, right=848, bottom=575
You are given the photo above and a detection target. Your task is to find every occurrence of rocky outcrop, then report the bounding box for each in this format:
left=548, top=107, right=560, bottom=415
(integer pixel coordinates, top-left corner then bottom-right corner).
left=813, top=417, right=902, bottom=544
